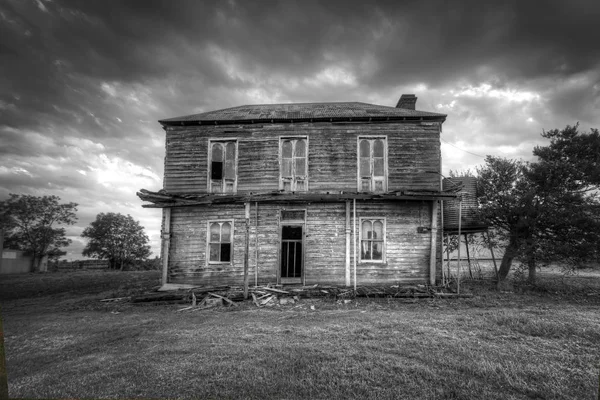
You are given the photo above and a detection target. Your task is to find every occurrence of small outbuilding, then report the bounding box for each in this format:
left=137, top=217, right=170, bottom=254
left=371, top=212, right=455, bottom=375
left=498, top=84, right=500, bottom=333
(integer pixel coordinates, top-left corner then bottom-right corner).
left=0, top=249, right=34, bottom=275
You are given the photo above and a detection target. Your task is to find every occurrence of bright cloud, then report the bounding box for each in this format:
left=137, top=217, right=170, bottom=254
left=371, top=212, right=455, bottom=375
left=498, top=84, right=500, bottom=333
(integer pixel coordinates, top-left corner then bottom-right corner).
left=305, top=66, right=358, bottom=87
left=451, top=83, right=541, bottom=102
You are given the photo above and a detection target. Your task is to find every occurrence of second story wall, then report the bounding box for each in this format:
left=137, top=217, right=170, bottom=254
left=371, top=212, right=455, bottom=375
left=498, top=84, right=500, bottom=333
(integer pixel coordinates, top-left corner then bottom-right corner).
left=163, top=121, right=441, bottom=194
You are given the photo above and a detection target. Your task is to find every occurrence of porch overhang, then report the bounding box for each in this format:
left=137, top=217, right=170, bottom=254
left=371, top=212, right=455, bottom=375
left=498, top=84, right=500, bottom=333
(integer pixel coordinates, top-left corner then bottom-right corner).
left=137, top=189, right=459, bottom=208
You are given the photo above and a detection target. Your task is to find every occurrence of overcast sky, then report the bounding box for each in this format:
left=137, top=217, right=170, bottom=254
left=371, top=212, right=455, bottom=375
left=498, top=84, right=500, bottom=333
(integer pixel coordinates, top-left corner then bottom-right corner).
left=1, top=0, right=599, bottom=260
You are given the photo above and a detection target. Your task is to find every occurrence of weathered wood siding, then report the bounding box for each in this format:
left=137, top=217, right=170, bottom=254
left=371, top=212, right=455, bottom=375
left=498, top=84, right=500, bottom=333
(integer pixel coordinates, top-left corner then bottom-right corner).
left=163, top=122, right=441, bottom=194
left=303, top=203, right=347, bottom=284
left=352, top=201, right=433, bottom=285
left=166, top=200, right=435, bottom=286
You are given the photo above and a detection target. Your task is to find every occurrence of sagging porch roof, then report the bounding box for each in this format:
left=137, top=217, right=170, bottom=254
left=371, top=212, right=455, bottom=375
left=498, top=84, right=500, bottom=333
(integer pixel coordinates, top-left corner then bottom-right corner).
left=137, top=189, right=459, bottom=208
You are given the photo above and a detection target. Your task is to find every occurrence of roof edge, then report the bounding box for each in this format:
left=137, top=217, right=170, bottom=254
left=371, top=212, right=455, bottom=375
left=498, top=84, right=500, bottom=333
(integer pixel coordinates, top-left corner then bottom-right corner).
left=158, top=114, right=447, bottom=127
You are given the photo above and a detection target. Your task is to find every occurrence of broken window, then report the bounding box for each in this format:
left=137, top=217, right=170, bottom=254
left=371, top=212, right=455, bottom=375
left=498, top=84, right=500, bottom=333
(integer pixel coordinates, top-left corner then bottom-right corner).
left=210, top=141, right=237, bottom=193
left=358, top=137, right=387, bottom=192
left=208, top=221, right=233, bottom=263
left=360, top=218, right=385, bottom=262
left=280, top=137, right=307, bottom=191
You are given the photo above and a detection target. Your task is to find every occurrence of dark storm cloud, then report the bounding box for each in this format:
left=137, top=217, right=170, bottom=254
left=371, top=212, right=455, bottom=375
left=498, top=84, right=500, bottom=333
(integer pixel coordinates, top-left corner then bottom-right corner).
left=363, top=1, right=600, bottom=87
left=3, top=0, right=599, bottom=126
left=1, top=0, right=599, bottom=258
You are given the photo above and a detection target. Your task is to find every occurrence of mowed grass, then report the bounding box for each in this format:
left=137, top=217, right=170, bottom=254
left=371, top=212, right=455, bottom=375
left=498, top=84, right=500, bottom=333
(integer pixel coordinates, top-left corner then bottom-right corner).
left=2, top=270, right=600, bottom=399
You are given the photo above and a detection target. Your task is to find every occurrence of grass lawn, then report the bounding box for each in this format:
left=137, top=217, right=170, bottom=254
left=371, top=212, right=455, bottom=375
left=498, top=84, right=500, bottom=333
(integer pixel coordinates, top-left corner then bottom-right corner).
left=2, top=269, right=600, bottom=399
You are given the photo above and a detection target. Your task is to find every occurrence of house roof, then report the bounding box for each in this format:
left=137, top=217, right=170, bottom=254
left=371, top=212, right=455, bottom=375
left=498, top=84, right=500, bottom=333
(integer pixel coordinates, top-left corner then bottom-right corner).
left=159, top=102, right=446, bottom=126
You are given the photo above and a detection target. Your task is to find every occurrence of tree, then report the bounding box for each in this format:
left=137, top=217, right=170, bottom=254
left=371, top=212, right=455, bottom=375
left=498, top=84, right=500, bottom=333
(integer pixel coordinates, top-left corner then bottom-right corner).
left=477, top=125, right=600, bottom=286
left=82, top=213, right=152, bottom=270
left=0, top=194, right=78, bottom=272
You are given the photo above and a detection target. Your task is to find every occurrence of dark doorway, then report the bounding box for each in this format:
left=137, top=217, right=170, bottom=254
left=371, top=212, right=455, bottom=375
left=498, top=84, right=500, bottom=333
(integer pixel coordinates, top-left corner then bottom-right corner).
left=281, top=225, right=303, bottom=280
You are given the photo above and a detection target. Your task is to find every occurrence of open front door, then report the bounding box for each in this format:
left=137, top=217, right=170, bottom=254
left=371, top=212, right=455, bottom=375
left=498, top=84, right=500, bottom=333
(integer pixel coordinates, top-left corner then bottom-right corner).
left=280, top=225, right=303, bottom=284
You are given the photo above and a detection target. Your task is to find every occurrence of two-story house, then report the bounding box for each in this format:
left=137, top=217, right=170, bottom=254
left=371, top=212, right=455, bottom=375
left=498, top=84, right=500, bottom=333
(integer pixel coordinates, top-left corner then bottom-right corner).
left=138, top=94, right=456, bottom=289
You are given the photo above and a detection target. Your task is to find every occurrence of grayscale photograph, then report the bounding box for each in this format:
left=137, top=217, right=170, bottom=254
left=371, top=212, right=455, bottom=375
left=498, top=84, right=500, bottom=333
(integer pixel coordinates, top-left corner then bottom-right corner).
left=1, top=0, right=599, bottom=399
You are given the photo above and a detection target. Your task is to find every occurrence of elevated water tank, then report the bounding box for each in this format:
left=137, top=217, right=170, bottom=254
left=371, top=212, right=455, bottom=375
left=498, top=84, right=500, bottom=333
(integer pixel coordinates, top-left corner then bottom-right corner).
left=442, top=177, right=487, bottom=232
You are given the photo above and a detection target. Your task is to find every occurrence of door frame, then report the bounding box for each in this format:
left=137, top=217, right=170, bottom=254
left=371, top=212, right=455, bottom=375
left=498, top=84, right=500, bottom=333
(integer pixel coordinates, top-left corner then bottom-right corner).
left=277, top=209, right=306, bottom=285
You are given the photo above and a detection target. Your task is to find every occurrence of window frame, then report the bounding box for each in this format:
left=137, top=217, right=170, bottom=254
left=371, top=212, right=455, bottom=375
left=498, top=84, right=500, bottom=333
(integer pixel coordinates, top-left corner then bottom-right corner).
left=207, top=138, right=239, bottom=194
left=358, top=217, right=386, bottom=263
left=279, top=136, right=309, bottom=192
left=356, top=136, right=388, bottom=192
left=206, top=219, right=234, bottom=265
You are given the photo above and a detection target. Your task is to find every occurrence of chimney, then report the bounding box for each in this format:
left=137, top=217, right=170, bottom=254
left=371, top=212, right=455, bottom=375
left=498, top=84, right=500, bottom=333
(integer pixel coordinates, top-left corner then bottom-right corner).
left=396, top=94, right=417, bottom=110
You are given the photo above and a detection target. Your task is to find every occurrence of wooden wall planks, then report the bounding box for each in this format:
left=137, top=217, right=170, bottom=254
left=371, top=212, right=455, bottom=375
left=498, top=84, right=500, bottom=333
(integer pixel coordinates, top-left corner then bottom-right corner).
left=166, top=201, right=434, bottom=286
left=163, top=122, right=441, bottom=194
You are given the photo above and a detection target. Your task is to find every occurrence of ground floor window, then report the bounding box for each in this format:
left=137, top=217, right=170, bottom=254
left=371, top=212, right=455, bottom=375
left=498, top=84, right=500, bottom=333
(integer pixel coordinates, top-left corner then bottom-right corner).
left=360, top=218, right=386, bottom=261
left=208, top=221, right=233, bottom=263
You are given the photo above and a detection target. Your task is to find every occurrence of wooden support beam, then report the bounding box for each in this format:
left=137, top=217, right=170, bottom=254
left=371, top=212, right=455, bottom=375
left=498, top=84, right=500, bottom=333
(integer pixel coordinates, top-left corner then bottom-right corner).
left=429, top=200, right=439, bottom=286
left=243, top=202, right=250, bottom=300
left=353, top=199, right=357, bottom=291
left=161, top=208, right=171, bottom=286
left=255, top=201, right=259, bottom=287
left=345, top=201, right=351, bottom=287
left=457, top=198, right=462, bottom=294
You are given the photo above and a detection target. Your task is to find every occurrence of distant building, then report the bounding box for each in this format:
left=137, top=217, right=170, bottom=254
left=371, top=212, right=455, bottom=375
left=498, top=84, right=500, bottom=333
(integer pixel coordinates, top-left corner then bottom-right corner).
left=0, top=249, right=34, bottom=274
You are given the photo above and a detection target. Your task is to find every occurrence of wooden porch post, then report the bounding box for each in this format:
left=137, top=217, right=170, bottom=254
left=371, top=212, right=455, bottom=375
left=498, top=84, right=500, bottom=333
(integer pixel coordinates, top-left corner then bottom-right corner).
left=429, top=200, right=439, bottom=285
left=345, top=201, right=351, bottom=287
left=243, top=202, right=250, bottom=299
left=161, top=208, right=171, bottom=286
left=255, top=201, right=259, bottom=287
left=456, top=198, right=462, bottom=294
left=353, top=199, right=357, bottom=291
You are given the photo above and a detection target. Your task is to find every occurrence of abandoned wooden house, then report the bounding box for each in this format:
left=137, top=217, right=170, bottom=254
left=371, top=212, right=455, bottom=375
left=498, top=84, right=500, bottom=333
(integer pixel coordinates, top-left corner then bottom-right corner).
left=138, top=94, right=458, bottom=289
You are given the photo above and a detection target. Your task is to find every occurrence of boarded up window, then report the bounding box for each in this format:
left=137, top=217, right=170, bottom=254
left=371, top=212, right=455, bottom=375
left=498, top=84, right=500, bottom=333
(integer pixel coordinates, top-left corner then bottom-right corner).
left=210, top=141, right=237, bottom=193
left=280, top=137, right=308, bottom=191
left=208, top=221, right=233, bottom=263
left=358, top=137, right=387, bottom=192
left=281, top=209, right=306, bottom=221
left=360, top=218, right=385, bottom=262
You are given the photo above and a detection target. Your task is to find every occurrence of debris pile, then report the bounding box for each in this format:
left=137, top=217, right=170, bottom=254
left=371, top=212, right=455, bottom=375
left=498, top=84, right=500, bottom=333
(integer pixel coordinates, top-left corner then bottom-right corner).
left=100, top=283, right=471, bottom=309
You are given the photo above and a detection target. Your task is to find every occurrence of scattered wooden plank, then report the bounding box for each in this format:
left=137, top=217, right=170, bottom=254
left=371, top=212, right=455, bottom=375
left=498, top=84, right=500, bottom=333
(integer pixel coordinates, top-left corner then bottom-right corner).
left=207, top=292, right=236, bottom=307
left=261, top=287, right=290, bottom=294
left=259, top=295, right=275, bottom=306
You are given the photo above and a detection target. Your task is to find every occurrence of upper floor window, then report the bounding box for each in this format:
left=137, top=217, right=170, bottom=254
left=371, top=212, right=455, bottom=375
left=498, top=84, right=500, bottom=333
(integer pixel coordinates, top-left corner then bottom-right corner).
left=360, top=218, right=386, bottom=262
left=209, top=140, right=237, bottom=193
left=280, top=137, right=307, bottom=191
left=208, top=221, right=233, bottom=263
left=358, top=137, right=387, bottom=192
